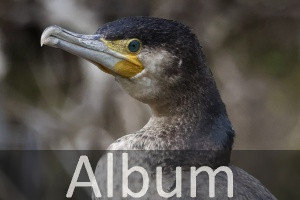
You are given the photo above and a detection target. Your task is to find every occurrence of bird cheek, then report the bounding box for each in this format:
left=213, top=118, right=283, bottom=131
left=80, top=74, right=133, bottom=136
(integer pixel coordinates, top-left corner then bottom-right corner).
left=163, top=58, right=182, bottom=85
left=143, top=77, right=152, bottom=87
left=165, top=69, right=181, bottom=85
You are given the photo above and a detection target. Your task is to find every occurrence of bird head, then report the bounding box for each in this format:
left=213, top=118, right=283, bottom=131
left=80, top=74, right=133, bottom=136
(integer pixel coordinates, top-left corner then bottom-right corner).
left=41, top=17, right=208, bottom=107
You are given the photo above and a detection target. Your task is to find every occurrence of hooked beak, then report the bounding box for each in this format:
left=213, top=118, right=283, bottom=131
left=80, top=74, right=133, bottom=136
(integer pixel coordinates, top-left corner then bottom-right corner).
left=40, top=25, right=143, bottom=77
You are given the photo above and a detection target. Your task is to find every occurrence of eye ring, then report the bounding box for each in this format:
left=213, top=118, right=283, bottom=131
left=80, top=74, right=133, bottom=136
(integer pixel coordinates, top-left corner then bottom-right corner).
left=127, top=39, right=141, bottom=53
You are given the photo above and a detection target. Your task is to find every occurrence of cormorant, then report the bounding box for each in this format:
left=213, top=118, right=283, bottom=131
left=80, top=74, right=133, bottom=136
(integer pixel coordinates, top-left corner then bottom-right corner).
left=41, top=16, right=276, bottom=199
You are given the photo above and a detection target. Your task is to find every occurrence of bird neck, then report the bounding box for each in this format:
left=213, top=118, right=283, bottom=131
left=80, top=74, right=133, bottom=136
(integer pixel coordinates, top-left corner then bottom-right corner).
left=146, top=75, right=234, bottom=151
left=150, top=75, right=222, bottom=118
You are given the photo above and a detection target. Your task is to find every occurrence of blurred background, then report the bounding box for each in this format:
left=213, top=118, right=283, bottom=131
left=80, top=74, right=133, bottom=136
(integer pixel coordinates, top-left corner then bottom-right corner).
left=0, top=1, right=300, bottom=199
left=0, top=0, right=299, bottom=150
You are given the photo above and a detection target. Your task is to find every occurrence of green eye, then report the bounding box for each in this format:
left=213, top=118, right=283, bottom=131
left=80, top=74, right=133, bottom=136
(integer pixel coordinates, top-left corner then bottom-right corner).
left=128, top=39, right=141, bottom=53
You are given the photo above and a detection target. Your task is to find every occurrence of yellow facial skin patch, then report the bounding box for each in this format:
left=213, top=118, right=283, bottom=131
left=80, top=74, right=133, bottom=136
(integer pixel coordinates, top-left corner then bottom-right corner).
left=101, top=39, right=144, bottom=78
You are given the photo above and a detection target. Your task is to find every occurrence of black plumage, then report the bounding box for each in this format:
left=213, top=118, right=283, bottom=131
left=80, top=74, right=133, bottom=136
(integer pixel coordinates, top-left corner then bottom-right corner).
left=41, top=16, right=276, bottom=200
left=98, top=17, right=205, bottom=76
left=104, top=17, right=234, bottom=152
